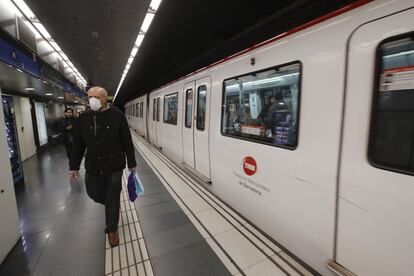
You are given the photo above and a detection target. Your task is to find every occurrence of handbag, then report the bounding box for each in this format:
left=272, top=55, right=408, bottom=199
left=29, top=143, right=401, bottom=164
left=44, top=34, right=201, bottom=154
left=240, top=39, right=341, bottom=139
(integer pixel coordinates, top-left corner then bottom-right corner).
left=127, top=172, right=138, bottom=202
left=127, top=171, right=144, bottom=202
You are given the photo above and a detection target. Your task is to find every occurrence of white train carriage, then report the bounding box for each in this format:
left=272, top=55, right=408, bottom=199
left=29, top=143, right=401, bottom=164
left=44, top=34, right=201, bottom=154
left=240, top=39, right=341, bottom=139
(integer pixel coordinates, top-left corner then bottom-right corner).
left=125, top=95, right=147, bottom=138
left=127, top=1, right=414, bottom=275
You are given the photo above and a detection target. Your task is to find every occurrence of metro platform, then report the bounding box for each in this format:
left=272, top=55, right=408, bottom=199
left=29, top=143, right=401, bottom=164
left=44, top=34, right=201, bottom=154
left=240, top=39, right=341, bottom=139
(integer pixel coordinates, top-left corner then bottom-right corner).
left=0, top=131, right=314, bottom=276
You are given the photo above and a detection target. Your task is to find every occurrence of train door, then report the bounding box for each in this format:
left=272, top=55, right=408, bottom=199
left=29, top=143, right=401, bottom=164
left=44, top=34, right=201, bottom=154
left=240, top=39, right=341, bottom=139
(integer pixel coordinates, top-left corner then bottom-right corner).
left=150, top=94, right=160, bottom=147
left=182, top=82, right=195, bottom=168
left=182, top=77, right=211, bottom=180
left=145, top=96, right=150, bottom=141
left=336, top=9, right=414, bottom=276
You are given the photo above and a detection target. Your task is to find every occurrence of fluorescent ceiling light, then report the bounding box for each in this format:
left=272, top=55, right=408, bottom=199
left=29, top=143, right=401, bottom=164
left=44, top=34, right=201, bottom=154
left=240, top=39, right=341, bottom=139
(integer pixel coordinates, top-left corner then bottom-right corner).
left=16, top=68, right=23, bottom=73
left=10, top=0, right=87, bottom=87
left=13, top=0, right=34, bottom=18
left=131, top=47, right=138, bottom=57
left=383, top=49, right=414, bottom=59
left=25, top=87, right=35, bottom=90
left=135, top=34, right=145, bottom=47
left=45, top=93, right=53, bottom=96
left=60, top=53, right=68, bottom=60
left=33, top=22, right=51, bottom=39
left=127, top=57, right=134, bottom=64
left=50, top=42, right=61, bottom=52
left=243, top=72, right=299, bottom=86
left=150, top=0, right=162, bottom=11
left=58, top=96, right=64, bottom=99
left=114, top=0, right=162, bottom=100
left=141, top=13, right=155, bottom=33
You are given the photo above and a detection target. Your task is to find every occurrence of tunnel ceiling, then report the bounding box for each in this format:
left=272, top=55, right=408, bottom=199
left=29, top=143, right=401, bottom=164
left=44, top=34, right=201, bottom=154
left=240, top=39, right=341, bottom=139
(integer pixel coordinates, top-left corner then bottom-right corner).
left=28, top=0, right=151, bottom=95
left=28, top=0, right=356, bottom=104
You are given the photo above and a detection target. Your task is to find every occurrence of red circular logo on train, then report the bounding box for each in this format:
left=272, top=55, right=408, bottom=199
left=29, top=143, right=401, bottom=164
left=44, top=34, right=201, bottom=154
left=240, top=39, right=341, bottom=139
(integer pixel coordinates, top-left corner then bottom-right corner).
left=243, top=156, right=257, bottom=176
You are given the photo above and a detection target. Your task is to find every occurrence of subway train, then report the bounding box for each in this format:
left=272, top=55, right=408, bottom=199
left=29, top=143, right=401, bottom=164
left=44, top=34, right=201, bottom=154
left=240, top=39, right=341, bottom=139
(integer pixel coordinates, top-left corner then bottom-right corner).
left=125, top=1, right=414, bottom=275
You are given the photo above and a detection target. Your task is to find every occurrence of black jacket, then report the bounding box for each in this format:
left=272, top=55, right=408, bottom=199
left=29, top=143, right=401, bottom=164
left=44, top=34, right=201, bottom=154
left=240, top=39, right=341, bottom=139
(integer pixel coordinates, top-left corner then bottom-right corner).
left=60, top=117, right=75, bottom=146
left=69, top=108, right=137, bottom=176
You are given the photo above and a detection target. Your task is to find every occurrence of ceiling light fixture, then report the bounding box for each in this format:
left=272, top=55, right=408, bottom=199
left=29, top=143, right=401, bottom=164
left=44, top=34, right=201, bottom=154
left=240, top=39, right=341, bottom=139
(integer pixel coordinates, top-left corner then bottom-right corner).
left=113, top=0, right=163, bottom=101
left=25, top=87, right=35, bottom=90
left=58, top=96, right=64, bottom=99
left=10, top=0, right=87, bottom=87
left=45, top=93, right=53, bottom=96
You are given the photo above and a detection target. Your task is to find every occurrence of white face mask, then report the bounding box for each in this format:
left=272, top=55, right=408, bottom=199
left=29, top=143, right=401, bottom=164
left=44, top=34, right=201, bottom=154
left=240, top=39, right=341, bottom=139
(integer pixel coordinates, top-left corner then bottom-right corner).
left=89, top=97, right=101, bottom=111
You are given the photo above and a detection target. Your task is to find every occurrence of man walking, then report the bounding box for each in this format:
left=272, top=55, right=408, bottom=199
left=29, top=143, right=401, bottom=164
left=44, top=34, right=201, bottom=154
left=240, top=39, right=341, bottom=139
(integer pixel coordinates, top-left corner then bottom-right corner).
left=69, top=86, right=136, bottom=247
left=60, top=107, right=75, bottom=162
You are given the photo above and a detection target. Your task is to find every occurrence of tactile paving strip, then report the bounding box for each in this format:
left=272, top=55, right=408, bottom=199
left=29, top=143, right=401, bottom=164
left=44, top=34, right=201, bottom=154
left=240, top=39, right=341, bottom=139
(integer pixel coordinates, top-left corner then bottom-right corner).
left=105, top=171, right=154, bottom=276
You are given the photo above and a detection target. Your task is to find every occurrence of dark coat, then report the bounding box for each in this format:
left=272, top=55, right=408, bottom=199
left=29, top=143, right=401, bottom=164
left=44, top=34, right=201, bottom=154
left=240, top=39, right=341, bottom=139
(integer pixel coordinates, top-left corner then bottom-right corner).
left=69, top=108, right=137, bottom=176
left=60, top=117, right=75, bottom=145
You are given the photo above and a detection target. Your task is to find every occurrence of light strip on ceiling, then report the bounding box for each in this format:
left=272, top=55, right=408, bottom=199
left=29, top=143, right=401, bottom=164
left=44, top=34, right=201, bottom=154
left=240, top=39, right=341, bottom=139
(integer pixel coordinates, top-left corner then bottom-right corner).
left=113, top=0, right=162, bottom=101
left=10, top=0, right=87, bottom=87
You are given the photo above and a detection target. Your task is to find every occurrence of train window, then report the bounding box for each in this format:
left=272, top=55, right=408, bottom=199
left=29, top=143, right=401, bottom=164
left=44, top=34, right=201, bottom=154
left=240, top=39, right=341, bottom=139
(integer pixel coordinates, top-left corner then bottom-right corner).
left=185, top=89, right=193, bottom=128
left=140, top=102, right=144, bottom=118
left=163, top=93, right=178, bottom=125
left=153, top=99, right=156, bottom=120
left=369, top=35, right=414, bottom=174
left=156, top=97, right=160, bottom=122
left=197, top=86, right=207, bottom=131
left=221, top=62, right=301, bottom=149
left=136, top=103, right=139, bottom=118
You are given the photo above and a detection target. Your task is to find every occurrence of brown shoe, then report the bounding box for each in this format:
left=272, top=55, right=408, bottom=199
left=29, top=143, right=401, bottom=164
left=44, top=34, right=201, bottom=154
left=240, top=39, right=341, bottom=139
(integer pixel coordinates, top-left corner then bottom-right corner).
left=108, top=231, right=119, bottom=247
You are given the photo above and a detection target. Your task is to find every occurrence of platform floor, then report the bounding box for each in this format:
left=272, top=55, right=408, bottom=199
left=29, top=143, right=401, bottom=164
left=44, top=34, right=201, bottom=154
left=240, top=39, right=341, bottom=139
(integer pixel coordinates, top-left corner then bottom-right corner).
left=0, top=145, right=105, bottom=276
left=0, top=134, right=316, bottom=276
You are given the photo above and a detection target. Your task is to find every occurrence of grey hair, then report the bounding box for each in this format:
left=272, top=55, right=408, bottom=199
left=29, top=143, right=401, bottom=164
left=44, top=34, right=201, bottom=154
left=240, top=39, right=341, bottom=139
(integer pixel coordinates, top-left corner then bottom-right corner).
left=88, top=86, right=108, bottom=98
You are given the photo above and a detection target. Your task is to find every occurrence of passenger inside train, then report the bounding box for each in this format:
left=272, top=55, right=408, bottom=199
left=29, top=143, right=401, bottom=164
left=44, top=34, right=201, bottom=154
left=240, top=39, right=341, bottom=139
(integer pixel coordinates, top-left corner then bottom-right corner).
left=222, top=63, right=300, bottom=147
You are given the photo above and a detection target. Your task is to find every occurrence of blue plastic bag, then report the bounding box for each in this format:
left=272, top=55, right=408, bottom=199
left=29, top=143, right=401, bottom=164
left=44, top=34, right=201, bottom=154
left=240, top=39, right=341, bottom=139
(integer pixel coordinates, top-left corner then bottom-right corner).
left=127, top=172, right=138, bottom=202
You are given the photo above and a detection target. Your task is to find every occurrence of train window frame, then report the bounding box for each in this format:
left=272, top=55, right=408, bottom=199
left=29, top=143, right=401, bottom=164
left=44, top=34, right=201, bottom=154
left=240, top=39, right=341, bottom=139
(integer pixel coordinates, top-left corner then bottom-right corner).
left=185, top=88, right=193, bottom=128
left=196, top=85, right=207, bottom=131
left=220, top=60, right=302, bottom=150
left=368, top=32, right=414, bottom=176
left=140, top=102, right=144, bottom=118
left=163, top=92, right=178, bottom=125
left=153, top=98, right=156, bottom=121
left=156, top=97, right=160, bottom=122
left=136, top=103, right=139, bottom=118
